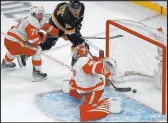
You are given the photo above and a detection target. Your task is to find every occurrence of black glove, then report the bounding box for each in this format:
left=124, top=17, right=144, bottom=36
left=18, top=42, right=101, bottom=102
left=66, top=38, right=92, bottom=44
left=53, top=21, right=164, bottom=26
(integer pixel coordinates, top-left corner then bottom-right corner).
left=75, top=24, right=82, bottom=37
left=84, top=42, right=90, bottom=50
left=77, top=31, right=82, bottom=37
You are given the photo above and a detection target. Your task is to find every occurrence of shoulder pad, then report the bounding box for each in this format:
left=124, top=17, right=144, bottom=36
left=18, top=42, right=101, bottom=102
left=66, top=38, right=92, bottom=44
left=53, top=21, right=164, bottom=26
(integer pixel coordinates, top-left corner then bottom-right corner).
left=75, top=57, right=90, bottom=67
left=28, top=15, right=41, bottom=29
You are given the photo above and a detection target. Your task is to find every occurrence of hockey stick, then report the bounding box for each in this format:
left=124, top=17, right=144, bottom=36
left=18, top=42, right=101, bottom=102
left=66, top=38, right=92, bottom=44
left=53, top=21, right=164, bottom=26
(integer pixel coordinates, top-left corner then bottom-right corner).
left=46, top=34, right=123, bottom=40
left=108, top=79, right=132, bottom=92
left=83, top=35, right=123, bottom=39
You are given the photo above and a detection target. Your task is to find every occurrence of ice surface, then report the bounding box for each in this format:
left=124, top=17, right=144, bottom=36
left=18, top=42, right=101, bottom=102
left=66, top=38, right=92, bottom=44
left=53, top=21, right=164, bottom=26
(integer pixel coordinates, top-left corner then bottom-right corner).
left=1, top=1, right=167, bottom=122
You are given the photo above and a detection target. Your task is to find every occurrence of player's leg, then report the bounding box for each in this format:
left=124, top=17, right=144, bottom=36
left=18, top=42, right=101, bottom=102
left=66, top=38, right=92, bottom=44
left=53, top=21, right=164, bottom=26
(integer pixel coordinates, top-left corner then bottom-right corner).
left=1, top=38, right=22, bottom=69
left=32, top=46, right=47, bottom=81
left=79, top=98, right=110, bottom=121
left=22, top=45, right=47, bottom=81
left=79, top=77, right=109, bottom=121
left=1, top=52, right=16, bottom=69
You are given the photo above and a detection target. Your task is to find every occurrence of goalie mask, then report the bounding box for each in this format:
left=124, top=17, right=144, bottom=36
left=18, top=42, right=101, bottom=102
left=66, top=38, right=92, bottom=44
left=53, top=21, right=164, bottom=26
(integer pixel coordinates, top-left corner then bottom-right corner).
left=103, top=58, right=117, bottom=77
left=73, top=44, right=88, bottom=58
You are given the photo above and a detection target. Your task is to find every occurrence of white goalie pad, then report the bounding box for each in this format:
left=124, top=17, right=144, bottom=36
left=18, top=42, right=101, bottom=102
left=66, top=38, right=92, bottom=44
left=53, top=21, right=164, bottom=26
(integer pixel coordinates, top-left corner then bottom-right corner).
left=62, top=78, right=70, bottom=93
left=109, top=97, right=121, bottom=113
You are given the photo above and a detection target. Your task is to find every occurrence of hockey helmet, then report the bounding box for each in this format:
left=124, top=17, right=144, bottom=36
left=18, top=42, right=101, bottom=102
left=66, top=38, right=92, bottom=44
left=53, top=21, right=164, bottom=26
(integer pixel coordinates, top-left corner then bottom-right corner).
left=30, top=5, right=44, bottom=15
left=69, top=0, right=81, bottom=17
left=69, top=0, right=81, bottom=9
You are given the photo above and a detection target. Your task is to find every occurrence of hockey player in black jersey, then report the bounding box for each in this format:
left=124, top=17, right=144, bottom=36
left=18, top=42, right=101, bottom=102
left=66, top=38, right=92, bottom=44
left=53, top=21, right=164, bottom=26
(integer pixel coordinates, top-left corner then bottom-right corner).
left=39, top=0, right=89, bottom=66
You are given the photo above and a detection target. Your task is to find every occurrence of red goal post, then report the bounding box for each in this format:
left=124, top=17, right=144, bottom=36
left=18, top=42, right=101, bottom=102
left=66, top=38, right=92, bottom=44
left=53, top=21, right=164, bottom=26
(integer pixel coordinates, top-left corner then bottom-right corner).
left=105, top=20, right=167, bottom=115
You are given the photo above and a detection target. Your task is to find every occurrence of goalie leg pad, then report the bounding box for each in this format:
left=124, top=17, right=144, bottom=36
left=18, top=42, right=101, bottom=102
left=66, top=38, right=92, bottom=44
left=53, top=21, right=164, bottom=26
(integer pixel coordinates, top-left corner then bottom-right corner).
left=109, top=97, right=121, bottom=113
left=79, top=98, right=110, bottom=121
left=62, top=78, right=70, bottom=93
left=83, top=89, right=104, bottom=104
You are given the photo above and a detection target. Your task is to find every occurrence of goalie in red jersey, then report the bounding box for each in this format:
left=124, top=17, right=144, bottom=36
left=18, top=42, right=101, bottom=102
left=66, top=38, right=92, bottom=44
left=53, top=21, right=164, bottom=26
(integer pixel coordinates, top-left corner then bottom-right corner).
left=62, top=43, right=120, bottom=121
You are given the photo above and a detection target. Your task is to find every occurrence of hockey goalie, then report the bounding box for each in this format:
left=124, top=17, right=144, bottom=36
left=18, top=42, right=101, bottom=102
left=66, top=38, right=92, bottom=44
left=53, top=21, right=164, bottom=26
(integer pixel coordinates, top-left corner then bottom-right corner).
left=62, top=43, right=120, bottom=121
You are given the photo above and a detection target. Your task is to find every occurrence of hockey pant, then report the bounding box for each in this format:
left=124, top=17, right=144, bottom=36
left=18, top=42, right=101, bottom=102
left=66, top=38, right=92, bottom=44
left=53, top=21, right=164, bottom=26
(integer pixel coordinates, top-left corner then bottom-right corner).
left=69, top=77, right=110, bottom=121
left=4, top=38, right=42, bottom=70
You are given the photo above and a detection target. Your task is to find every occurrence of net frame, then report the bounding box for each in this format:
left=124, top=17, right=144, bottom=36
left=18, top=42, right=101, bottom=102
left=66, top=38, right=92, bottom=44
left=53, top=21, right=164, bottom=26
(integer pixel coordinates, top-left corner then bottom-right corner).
left=105, top=20, right=167, bottom=115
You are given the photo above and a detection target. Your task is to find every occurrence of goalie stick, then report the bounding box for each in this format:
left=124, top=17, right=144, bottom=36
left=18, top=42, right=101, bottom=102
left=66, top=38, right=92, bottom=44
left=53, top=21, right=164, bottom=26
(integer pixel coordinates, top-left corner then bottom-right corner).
left=108, top=79, right=132, bottom=92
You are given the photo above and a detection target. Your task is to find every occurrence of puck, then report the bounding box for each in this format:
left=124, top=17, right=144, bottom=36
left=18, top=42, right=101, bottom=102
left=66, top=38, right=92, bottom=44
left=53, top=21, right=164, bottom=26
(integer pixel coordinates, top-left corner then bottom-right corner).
left=132, top=89, right=137, bottom=93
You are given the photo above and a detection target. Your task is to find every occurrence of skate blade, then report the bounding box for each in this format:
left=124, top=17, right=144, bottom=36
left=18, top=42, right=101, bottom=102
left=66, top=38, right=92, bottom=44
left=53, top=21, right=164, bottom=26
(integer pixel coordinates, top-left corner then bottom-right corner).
left=31, top=77, right=47, bottom=82
left=17, top=56, right=25, bottom=68
left=1, top=67, right=16, bottom=70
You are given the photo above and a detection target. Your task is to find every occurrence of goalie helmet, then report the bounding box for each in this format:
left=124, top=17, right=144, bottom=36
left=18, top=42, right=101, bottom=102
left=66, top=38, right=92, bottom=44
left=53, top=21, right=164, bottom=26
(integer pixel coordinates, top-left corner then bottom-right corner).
left=73, top=43, right=88, bottom=58
left=103, top=58, right=117, bottom=76
left=30, top=5, right=44, bottom=15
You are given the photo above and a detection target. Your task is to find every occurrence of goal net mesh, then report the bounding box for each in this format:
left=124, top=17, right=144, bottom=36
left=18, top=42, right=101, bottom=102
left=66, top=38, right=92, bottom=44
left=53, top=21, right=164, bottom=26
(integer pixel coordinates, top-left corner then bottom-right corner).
left=106, top=20, right=167, bottom=114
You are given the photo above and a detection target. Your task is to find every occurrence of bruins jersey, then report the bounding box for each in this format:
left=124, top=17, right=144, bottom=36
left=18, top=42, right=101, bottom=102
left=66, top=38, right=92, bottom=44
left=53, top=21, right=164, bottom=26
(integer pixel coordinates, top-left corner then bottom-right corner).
left=50, top=2, right=85, bottom=46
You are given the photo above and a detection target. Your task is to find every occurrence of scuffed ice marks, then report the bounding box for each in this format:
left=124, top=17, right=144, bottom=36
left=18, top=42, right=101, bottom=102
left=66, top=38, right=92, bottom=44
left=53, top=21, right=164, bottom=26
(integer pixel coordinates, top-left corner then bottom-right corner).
left=1, top=1, right=51, bottom=22
left=35, top=88, right=166, bottom=122
left=35, top=90, right=82, bottom=122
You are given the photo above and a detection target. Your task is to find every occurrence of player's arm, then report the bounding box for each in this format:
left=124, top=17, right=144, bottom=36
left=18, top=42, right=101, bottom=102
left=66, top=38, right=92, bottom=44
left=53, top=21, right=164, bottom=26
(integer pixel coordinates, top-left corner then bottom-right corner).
left=41, top=21, right=60, bottom=37
left=63, top=11, right=84, bottom=47
left=75, top=3, right=85, bottom=37
left=65, top=23, right=84, bottom=46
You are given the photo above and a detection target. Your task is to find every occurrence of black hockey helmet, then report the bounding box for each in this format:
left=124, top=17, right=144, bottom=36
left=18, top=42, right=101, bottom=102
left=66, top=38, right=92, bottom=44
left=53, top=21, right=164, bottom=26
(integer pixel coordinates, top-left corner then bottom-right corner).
left=69, top=0, right=81, bottom=17
left=69, top=0, right=81, bottom=9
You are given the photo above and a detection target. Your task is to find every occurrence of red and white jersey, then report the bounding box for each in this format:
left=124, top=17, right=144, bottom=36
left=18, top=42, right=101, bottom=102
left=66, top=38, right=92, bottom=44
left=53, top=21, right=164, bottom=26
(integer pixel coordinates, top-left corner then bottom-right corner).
left=5, top=15, right=59, bottom=45
left=72, top=56, right=106, bottom=93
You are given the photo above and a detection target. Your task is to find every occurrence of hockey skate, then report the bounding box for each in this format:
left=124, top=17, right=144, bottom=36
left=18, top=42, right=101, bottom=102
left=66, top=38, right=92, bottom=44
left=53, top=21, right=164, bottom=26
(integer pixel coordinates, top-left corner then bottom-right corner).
left=32, top=67, right=47, bottom=82
left=1, top=59, right=16, bottom=69
left=17, top=55, right=28, bottom=68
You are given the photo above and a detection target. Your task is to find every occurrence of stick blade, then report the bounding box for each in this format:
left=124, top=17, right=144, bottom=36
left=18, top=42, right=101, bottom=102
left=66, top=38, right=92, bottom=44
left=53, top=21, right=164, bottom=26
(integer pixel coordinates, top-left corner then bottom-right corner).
left=116, top=87, right=131, bottom=92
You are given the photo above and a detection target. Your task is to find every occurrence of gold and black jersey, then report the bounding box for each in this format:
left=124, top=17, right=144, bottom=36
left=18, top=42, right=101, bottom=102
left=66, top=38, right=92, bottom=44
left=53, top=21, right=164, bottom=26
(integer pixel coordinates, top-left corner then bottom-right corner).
left=50, top=2, right=85, bottom=46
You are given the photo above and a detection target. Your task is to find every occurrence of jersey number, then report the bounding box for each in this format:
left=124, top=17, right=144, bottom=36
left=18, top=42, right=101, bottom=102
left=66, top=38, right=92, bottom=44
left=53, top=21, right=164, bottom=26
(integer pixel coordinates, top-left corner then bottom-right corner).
left=57, top=5, right=65, bottom=16
left=31, top=29, right=38, bottom=35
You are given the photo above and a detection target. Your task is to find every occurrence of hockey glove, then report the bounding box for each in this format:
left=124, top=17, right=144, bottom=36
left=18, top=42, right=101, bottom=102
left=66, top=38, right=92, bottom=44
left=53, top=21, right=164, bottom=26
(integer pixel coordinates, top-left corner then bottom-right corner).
left=84, top=42, right=90, bottom=50
left=76, top=24, right=82, bottom=37
left=38, top=32, right=46, bottom=43
left=62, top=31, right=69, bottom=40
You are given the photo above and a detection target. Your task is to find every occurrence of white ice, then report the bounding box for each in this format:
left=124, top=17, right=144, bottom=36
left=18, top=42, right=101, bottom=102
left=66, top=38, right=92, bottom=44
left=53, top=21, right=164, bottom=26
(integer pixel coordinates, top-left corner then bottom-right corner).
left=1, top=1, right=167, bottom=122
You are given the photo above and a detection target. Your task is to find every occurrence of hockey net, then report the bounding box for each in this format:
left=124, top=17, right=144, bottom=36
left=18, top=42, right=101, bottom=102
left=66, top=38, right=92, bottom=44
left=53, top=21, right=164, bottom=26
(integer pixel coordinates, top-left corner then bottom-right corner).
left=106, top=20, right=167, bottom=115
